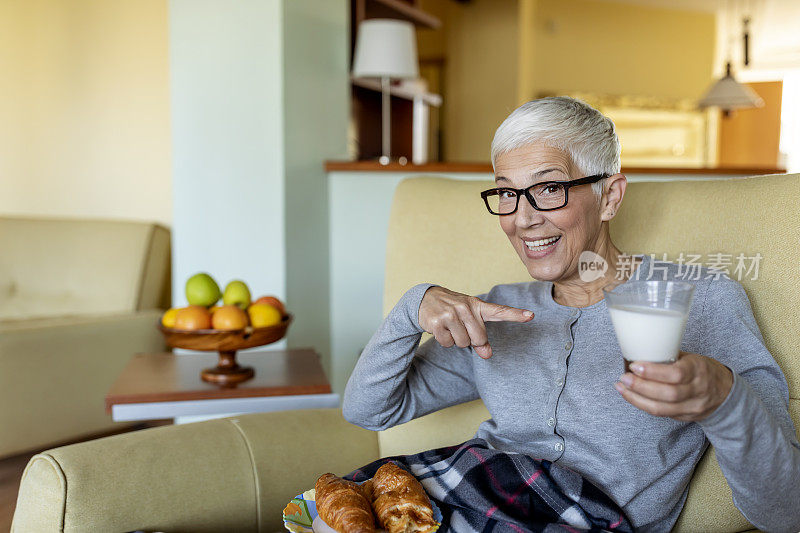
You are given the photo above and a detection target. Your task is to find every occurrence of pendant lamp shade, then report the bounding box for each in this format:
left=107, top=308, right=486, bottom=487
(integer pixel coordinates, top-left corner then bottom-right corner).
left=698, top=63, right=764, bottom=111
left=352, top=19, right=419, bottom=79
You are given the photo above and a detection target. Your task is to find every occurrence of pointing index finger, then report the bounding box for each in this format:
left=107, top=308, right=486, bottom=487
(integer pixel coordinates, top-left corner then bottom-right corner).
left=480, top=301, right=534, bottom=323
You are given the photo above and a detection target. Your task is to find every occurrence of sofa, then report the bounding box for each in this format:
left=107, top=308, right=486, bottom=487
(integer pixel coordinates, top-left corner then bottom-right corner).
left=0, top=216, right=170, bottom=458
left=12, top=174, right=800, bottom=532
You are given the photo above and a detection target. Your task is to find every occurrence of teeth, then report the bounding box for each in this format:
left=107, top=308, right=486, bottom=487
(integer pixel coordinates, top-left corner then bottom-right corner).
left=525, top=236, right=560, bottom=248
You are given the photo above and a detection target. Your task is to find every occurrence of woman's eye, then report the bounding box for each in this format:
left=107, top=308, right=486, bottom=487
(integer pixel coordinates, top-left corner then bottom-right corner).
left=538, top=184, right=560, bottom=195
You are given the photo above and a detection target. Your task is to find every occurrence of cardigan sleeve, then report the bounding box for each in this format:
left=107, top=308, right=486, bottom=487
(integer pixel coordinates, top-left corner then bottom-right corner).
left=697, top=276, right=800, bottom=532
left=342, top=283, right=483, bottom=431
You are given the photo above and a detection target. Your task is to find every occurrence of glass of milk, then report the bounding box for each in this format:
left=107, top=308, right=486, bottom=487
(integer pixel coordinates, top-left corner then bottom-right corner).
left=603, top=281, right=695, bottom=371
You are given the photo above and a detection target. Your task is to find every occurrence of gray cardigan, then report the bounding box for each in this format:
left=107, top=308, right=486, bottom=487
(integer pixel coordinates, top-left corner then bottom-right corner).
left=343, top=254, right=800, bottom=532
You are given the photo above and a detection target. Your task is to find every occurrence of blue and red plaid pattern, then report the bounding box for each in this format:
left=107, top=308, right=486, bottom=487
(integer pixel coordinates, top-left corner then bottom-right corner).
left=343, top=438, right=633, bottom=533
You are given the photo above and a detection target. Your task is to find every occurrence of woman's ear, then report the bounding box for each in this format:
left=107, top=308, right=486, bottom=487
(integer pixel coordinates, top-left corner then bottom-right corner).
left=601, top=173, right=627, bottom=221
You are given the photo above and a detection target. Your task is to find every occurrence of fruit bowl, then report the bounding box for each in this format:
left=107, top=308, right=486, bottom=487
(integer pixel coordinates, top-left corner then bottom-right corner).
left=158, top=313, right=293, bottom=385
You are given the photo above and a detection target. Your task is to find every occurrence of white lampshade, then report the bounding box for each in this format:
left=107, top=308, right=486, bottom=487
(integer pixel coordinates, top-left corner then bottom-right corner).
left=352, top=19, right=419, bottom=79
left=698, top=64, right=764, bottom=111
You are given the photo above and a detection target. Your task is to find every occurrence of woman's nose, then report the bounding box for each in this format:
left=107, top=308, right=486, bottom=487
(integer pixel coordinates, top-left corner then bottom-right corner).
left=514, top=193, right=546, bottom=227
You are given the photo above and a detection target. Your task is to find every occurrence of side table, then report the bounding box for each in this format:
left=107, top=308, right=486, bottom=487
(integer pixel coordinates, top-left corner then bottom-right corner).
left=105, top=347, right=340, bottom=424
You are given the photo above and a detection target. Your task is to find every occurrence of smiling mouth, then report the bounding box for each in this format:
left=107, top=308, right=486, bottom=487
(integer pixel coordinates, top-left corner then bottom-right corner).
left=523, top=235, right=561, bottom=250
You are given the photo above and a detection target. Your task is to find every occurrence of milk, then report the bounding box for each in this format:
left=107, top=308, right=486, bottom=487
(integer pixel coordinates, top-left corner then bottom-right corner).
left=608, top=304, right=689, bottom=363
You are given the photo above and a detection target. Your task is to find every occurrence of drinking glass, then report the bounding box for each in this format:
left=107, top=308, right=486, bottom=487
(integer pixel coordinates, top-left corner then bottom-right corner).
left=603, top=281, right=696, bottom=372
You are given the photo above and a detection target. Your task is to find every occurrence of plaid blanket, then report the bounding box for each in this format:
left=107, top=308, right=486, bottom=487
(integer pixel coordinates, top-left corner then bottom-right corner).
left=343, top=438, right=633, bottom=533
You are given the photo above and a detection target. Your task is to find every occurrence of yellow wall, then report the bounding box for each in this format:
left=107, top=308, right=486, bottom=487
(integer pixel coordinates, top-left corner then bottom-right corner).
left=419, top=0, right=519, bottom=163
left=0, top=0, right=171, bottom=226
left=523, top=0, right=716, bottom=101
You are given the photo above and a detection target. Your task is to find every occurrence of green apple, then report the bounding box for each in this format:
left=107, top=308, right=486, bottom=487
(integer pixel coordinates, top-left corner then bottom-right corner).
left=223, top=280, right=251, bottom=310
left=185, top=273, right=221, bottom=307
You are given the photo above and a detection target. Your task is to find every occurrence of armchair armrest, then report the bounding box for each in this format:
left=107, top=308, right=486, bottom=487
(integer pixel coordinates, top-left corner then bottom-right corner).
left=12, top=408, right=379, bottom=532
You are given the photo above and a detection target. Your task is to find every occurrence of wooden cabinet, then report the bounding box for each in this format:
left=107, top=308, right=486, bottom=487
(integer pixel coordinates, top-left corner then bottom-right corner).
left=718, top=81, right=783, bottom=169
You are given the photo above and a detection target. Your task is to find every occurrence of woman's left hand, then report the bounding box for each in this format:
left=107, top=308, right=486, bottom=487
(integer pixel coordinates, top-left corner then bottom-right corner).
left=615, top=351, right=734, bottom=422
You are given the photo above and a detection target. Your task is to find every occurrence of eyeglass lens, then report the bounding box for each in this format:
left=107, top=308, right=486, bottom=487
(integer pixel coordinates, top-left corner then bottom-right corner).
left=485, top=182, right=567, bottom=214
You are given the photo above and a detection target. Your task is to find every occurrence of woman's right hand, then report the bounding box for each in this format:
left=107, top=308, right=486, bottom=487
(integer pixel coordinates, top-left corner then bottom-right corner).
left=418, top=286, right=534, bottom=359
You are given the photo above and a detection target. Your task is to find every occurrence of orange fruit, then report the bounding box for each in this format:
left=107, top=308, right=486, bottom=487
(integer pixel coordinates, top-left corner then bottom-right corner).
left=208, top=305, right=222, bottom=315
left=212, top=305, right=249, bottom=330
left=161, top=308, right=179, bottom=328
left=248, top=303, right=282, bottom=328
left=174, top=305, right=212, bottom=330
left=253, top=295, right=285, bottom=316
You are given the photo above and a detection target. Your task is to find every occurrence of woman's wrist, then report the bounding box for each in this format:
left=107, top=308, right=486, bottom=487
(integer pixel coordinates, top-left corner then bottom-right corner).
left=699, top=363, right=736, bottom=425
left=713, top=364, right=734, bottom=411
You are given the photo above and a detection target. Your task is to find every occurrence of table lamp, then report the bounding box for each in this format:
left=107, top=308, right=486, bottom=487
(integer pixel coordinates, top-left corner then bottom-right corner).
left=352, top=19, right=419, bottom=164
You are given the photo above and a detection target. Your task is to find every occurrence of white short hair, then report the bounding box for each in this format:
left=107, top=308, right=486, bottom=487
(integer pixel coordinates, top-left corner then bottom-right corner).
left=490, top=96, right=621, bottom=199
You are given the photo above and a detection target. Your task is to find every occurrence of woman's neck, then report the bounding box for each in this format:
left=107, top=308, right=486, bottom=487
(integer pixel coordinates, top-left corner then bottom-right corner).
left=551, top=236, right=641, bottom=308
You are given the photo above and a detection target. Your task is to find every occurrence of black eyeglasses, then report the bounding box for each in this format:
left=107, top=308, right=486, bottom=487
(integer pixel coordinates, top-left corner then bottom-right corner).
left=481, top=174, right=608, bottom=215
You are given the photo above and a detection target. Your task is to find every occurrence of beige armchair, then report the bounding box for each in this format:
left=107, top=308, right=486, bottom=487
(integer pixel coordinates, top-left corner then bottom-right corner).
left=0, top=216, right=170, bottom=458
left=12, top=175, right=800, bottom=532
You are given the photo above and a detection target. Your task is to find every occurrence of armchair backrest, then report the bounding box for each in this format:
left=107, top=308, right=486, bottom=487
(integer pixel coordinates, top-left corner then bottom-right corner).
left=380, top=174, right=800, bottom=532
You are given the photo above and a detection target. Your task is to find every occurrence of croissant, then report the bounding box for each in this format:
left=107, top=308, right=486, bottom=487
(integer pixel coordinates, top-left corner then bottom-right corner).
left=369, top=462, right=438, bottom=533
left=315, top=473, right=377, bottom=533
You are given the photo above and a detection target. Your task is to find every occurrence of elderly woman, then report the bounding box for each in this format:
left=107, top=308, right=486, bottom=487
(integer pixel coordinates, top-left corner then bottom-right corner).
left=342, top=97, right=800, bottom=532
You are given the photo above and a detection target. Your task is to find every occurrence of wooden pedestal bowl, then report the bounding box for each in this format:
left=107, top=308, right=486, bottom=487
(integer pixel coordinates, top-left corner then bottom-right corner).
left=158, top=313, right=293, bottom=385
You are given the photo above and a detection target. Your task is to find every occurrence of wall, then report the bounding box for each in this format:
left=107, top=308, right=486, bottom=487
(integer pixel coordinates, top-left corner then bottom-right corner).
left=523, top=0, right=717, bottom=100
left=444, top=0, right=519, bottom=162
left=418, top=0, right=520, bottom=163
left=283, top=0, right=349, bottom=378
left=169, top=0, right=287, bottom=349
left=0, top=0, right=172, bottom=226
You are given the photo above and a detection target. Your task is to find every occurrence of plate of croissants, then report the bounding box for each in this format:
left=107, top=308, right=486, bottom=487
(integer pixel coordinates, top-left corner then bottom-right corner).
left=282, top=461, right=442, bottom=533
